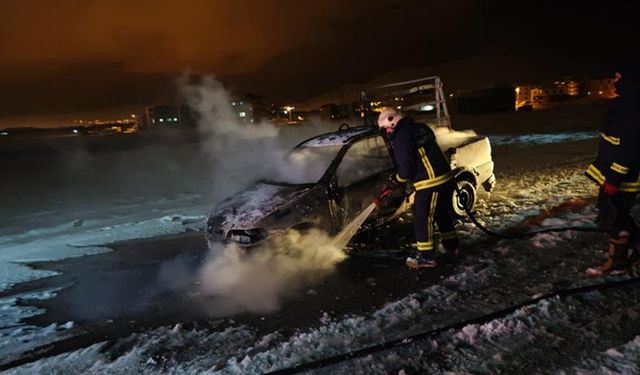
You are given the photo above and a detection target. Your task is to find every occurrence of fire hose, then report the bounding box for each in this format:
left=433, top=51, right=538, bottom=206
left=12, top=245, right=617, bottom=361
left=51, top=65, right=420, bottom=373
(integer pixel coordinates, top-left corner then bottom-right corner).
left=377, top=175, right=607, bottom=239
left=452, top=181, right=608, bottom=239
left=266, top=275, right=640, bottom=374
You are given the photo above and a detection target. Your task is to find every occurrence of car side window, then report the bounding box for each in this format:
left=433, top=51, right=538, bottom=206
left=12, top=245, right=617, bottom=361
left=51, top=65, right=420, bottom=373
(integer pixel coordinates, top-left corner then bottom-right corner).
left=336, top=136, right=394, bottom=186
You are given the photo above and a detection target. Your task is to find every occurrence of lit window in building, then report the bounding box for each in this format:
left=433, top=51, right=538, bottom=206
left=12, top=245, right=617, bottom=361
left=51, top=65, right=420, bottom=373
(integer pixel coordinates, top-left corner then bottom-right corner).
left=239, top=112, right=247, bottom=117
left=173, top=117, right=178, bottom=122
left=159, top=118, right=164, bottom=122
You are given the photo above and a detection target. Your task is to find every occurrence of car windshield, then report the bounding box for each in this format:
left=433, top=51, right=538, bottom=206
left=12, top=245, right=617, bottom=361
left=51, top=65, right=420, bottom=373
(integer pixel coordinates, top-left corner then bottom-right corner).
left=270, top=145, right=342, bottom=184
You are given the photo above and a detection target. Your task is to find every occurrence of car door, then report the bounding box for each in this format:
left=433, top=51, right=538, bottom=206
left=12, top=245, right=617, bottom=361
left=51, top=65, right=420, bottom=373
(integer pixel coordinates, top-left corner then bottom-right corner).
left=333, top=135, right=403, bottom=225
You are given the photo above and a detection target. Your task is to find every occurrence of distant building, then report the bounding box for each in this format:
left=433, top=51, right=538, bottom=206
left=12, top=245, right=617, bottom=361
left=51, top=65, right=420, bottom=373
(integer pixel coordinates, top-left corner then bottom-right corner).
left=144, top=105, right=196, bottom=128
left=229, top=94, right=276, bottom=124
left=515, top=80, right=579, bottom=108
left=579, top=78, right=616, bottom=98
left=231, top=100, right=254, bottom=124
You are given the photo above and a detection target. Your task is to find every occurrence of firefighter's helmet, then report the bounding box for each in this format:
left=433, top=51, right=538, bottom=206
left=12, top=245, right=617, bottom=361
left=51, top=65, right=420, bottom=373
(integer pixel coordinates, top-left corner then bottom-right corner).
left=377, top=108, right=401, bottom=129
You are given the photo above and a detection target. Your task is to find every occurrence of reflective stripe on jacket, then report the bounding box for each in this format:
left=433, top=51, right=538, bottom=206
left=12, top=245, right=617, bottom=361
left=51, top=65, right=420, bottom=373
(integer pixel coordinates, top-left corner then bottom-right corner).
left=586, top=85, right=640, bottom=192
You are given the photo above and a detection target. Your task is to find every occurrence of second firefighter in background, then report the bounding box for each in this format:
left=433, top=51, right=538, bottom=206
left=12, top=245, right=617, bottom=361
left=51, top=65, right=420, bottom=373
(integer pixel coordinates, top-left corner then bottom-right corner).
left=377, top=108, right=459, bottom=269
left=585, top=66, right=640, bottom=276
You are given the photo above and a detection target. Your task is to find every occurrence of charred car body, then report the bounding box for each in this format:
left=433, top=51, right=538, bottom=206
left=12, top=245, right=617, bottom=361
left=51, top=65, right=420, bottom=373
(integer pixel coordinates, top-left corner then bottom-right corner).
left=206, top=77, right=495, bottom=247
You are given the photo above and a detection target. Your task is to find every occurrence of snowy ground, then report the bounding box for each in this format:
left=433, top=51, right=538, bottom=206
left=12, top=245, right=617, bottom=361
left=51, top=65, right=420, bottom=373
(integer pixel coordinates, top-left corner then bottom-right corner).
left=3, top=125, right=639, bottom=373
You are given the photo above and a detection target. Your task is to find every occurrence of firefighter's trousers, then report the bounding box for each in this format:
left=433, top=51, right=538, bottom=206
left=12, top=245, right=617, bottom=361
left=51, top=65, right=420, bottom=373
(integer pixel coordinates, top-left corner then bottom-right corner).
left=597, top=190, right=640, bottom=242
left=413, top=182, right=458, bottom=252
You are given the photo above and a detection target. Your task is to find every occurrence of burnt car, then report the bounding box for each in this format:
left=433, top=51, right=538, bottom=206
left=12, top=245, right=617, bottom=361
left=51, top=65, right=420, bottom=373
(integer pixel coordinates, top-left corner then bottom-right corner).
left=206, top=126, right=402, bottom=247
left=206, top=124, right=495, bottom=248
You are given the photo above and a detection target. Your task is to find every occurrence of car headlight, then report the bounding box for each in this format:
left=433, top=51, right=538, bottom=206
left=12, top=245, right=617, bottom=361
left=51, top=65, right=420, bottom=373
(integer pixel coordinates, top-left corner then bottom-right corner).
left=227, top=229, right=268, bottom=245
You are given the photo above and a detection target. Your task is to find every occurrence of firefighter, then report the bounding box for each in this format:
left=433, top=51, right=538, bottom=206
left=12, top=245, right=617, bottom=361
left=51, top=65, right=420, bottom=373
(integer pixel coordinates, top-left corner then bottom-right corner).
left=585, top=66, right=640, bottom=277
left=377, top=108, right=459, bottom=268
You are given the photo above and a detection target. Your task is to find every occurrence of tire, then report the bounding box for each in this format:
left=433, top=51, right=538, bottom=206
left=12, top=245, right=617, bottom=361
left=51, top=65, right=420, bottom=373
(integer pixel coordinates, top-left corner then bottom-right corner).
left=452, top=179, right=476, bottom=218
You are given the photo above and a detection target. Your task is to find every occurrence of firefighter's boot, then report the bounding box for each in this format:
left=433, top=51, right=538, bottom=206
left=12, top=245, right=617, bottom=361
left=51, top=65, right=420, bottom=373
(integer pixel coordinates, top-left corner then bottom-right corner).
left=586, top=236, right=630, bottom=277
left=442, top=233, right=460, bottom=257
left=406, top=251, right=437, bottom=269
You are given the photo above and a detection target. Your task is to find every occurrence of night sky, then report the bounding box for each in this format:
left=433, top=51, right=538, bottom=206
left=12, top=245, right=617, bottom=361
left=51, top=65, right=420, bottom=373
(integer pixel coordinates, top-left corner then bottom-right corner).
left=0, top=0, right=638, bottom=127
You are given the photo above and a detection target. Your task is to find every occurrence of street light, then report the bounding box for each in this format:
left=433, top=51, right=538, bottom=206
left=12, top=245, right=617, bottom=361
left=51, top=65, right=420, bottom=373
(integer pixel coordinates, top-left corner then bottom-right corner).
left=284, top=106, right=295, bottom=122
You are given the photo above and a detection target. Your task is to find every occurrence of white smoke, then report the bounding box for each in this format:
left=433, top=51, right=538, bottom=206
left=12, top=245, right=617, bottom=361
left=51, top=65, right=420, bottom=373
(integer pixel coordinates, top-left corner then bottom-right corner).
left=180, top=74, right=337, bottom=201
left=179, top=75, right=349, bottom=314
left=180, top=75, right=281, bottom=200
left=198, top=230, right=346, bottom=314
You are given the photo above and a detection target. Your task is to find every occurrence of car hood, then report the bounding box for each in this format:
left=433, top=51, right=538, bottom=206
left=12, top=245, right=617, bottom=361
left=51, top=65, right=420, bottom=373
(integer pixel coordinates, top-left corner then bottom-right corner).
left=210, top=182, right=314, bottom=238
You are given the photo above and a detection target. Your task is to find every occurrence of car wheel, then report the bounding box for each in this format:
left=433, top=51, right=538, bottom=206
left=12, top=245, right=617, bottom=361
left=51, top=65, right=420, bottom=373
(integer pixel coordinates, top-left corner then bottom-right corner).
left=452, top=179, right=476, bottom=218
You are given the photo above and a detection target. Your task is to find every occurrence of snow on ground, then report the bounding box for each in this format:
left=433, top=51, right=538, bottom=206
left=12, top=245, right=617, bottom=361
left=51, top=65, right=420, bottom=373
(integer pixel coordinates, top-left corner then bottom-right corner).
left=0, top=288, right=77, bottom=368
left=489, top=130, right=598, bottom=147
left=0, top=194, right=207, bottom=292
left=572, top=335, right=640, bottom=374
left=323, top=287, right=640, bottom=374
left=0, top=115, right=621, bottom=373
left=0, top=192, right=208, bottom=365
left=8, top=158, right=638, bottom=374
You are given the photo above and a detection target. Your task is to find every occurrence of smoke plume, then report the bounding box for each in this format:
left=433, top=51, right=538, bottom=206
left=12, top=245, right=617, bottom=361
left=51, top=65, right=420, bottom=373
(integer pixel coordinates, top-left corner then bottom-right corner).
left=179, top=75, right=347, bottom=314
left=180, top=75, right=336, bottom=203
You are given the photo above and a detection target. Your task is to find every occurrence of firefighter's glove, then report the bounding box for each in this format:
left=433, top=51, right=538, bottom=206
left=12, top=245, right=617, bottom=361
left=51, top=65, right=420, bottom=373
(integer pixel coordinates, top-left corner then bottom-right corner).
left=374, top=186, right=394, bottom=206
left=603, top=181, right=619, bottom=196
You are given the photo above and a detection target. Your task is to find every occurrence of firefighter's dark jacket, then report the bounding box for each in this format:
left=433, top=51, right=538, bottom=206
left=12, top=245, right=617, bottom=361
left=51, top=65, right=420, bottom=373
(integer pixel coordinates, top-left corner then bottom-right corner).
left=586, top=77, right=640, bottom=192
left=389, top=117, right=453, bottom=191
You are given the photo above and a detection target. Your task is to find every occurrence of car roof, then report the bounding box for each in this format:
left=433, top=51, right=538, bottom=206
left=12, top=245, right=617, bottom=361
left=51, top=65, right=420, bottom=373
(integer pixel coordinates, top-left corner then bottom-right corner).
left=296, top=126, right=379, bottom=148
